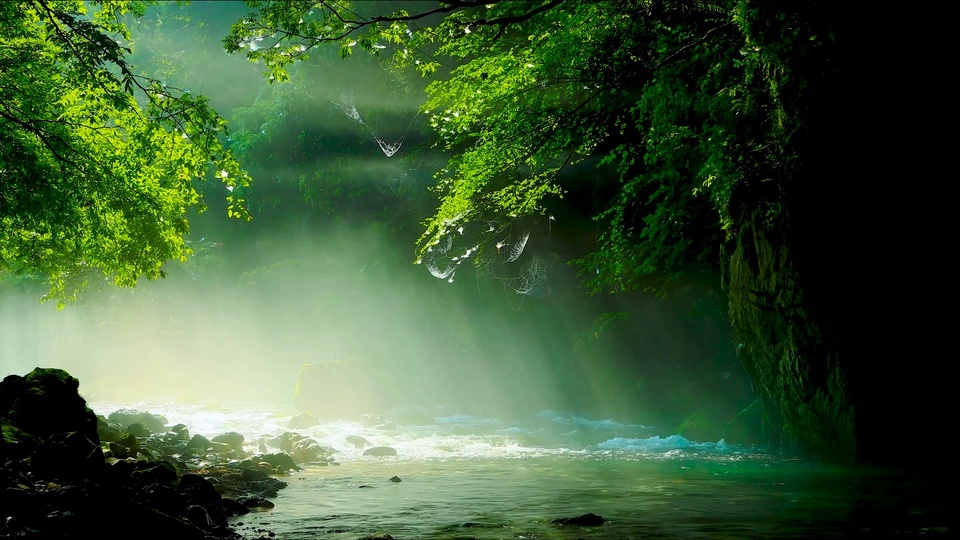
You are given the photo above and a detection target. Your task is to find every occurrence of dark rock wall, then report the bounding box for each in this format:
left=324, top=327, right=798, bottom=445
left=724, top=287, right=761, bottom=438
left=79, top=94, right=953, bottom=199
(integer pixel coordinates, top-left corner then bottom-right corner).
left=724, top=208, right=856, bottom=460
left=719, top=5, right=951, bottom=463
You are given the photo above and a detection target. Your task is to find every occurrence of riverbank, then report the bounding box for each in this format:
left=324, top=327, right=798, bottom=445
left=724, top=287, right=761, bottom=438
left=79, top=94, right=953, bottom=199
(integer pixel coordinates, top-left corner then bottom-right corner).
left=1, top=367, right=302, bottom=539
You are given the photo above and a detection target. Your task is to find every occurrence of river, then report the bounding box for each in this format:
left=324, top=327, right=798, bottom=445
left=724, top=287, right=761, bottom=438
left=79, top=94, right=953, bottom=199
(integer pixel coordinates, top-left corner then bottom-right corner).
left=87, top=401, right=952, bottom=539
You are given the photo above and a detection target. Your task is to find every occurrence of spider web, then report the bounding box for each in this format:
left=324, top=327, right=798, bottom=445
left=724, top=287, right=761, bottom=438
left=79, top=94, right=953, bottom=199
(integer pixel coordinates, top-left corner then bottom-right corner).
left=505, top=231, right=530, bottom=263
left=420, top=234, right=462, bottom=283
left=374, top=135, right=402, bottom=158
left=498, top=254, right=549, bottom=298
left=333, top=92, right=365, bottom=125
left=332, top=89, right=422, bottom=158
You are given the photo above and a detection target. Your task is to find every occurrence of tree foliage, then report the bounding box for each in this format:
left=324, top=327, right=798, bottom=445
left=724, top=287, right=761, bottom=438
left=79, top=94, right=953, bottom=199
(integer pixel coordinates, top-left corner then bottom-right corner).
left=0, top=0, right=251, bottom=304
left=225, top=0, right=838, bottom=296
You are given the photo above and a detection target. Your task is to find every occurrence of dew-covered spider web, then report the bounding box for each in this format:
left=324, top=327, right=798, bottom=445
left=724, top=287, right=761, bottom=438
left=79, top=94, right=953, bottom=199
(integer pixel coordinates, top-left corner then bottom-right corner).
left=332, top=90, right=420, bottom=158
left=333, top=91, right=365, bottom=125
left=417, top=229, right=480, bottom=284
left=374, top=136, right=402, bottom=158
left=506, top=255, right=550, bottom=298
left=414, top=212, right=555, bottom=307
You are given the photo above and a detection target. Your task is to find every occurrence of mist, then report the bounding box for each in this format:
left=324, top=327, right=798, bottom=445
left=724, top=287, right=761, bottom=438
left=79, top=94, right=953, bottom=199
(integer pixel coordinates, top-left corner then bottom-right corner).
left=0, top=1, right=750, bottom=433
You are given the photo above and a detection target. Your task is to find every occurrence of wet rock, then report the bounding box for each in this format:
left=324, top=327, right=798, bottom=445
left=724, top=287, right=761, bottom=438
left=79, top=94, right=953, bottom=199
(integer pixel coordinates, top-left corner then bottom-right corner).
left=254, top=452, right=301, bottom=473
left=363, top=446, right=397, bottom=457
left=123, top=422, right=152, bottom=438
left=106, top=408, right=168, bottom=434
left=212, top=431, right=245, bottom=452
left=210, top=441, right=236, bottom=454
left=107, top=440, right=129, bottom=459
left=388, top=476, right=401, bottom=482
left=274, top=432, right=336, bottom=464
left=179, top=473, right=227, bottom=527
left=222, top=497, right=250, bottom=517
left=185, top=434, right=213, bottom=452
left=287, top=412, right=319, bottom=429
left=551, top=513, right=606, bottom=526
left=347, top=434, right=371, bottom=448
left=96, top=417, right=121, bottom=443
left=118, top=431, right=140, bottom=456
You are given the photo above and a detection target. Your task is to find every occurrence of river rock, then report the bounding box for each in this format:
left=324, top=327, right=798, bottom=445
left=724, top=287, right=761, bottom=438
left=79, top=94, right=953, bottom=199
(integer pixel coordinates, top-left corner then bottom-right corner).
left=551, top=513, right=606, bottom=526
left=0, top=368, right=98, bottom=441
left=254, top=452, right=301, bottom=473
left=106, top=408, right=169, bottom=434
left=347, top=435, right=371, bottom=448
left=212, top=431, right=245, bottom=452
left=274, top=432, right=336, bottom=464
left=287, top=412, right=320, bottom=429
left=363, top=446, right=398, bottom=457
left=186, top=434, right=213, bottom=452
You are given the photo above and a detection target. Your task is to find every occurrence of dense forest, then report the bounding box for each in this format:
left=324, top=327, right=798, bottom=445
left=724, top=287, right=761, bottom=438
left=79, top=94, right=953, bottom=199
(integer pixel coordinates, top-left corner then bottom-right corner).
left=0, top=0, right=944, bottom=465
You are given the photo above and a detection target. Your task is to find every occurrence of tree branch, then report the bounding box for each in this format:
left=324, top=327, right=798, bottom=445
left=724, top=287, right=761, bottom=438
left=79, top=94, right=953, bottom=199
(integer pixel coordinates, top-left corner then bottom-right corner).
left=0, top=108, right=81, bottom=168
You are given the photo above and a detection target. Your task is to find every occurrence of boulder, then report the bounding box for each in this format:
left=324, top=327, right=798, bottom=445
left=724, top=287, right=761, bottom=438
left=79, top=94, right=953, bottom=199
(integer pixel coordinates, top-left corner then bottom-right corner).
left=255, top=452, right=301, bottom=473
left=0, top=368, right=98, bottom=441
left=266, top=432, right=336, bottom=464
left=346, top=435, right=371, bottom=448
left=124, top=422, right=152, bottom=438
left=212, top=431, right=244, bottom=452
left=186, top=434, right=213, bottom=452
left=287, top=412, right=319, bottom=429
left=363, top=446, right=398, bottom=457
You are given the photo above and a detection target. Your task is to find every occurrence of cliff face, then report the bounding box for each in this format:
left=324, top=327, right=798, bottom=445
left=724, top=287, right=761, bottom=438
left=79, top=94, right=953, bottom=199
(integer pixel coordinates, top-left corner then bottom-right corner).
left=724, top=207, right=856, bottom=460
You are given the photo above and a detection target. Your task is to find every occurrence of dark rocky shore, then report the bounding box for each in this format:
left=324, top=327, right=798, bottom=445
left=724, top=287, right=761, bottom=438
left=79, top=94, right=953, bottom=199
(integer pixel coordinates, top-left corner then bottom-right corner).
left=2, top=367, right=615, bottom=540
left=0, top=367, right=334, bottom=539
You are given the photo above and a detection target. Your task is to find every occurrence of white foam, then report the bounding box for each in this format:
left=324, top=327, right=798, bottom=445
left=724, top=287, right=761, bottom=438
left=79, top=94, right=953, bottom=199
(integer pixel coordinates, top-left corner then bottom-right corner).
left=90, top=402, right=747, bottom=462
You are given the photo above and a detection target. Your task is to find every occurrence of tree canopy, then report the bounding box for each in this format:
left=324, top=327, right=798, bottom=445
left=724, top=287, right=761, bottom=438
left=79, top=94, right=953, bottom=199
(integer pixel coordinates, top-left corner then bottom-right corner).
left=0, top=0, right=251, bottom=304
left=225, top=0, right=837, bottom=296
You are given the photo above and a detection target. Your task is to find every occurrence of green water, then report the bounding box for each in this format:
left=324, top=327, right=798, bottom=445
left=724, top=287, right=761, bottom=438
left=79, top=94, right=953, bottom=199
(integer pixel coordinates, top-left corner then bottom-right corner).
left=229, top=455, right=954, bottom=539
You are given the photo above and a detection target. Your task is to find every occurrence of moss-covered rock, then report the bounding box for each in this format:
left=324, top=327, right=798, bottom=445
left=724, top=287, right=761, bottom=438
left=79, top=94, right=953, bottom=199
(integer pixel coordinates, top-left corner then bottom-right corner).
left=0, top=368, right=99, bottom=442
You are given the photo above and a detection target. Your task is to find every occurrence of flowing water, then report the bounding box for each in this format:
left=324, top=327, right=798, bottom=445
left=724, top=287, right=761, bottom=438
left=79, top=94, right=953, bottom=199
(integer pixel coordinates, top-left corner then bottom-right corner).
left=89, top=401, right=954, bottom=539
